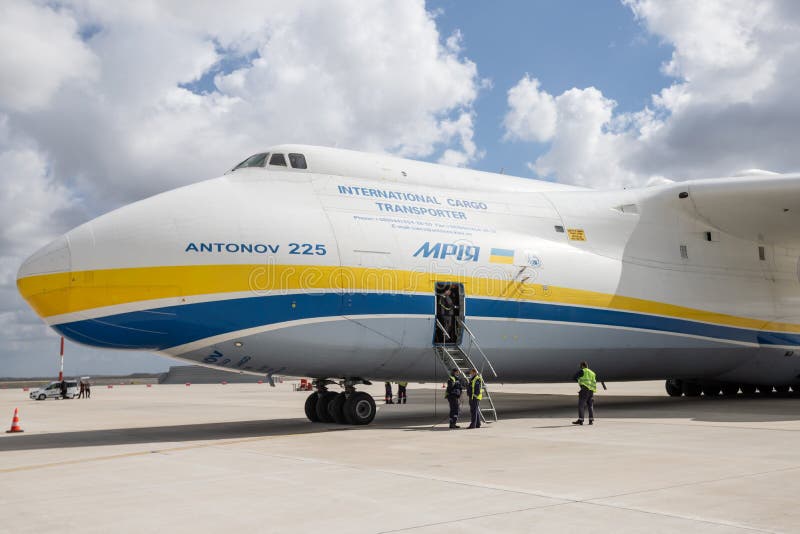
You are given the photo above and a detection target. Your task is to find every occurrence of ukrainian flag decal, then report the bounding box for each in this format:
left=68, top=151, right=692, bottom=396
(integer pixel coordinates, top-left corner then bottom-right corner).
left=489, top=248, right=514, bottom=264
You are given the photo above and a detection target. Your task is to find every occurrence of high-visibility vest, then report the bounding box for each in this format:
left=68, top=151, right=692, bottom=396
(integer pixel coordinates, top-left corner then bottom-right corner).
left=446, top=375, right=462, bottom=398
left=578, top=368, right=597, bottom=392
left=397, top=381, right=408, bottom=387
left=469, top=374, right=483, bottom=400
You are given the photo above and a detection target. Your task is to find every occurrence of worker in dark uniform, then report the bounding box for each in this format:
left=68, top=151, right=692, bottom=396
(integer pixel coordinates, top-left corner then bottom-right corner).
left=466, top=368, right=483, bottom=429
left=396, top=381, right=408, bottom=404
left=437, top=286, right=456, bottom=343
left=384, top=381, right=394, bottom=404
left=85, top=380, right=91, bottom=399
left=445, top=369, right=464, bottom=429
left=572, top=361, right=598, bottom=425
left=60, top=380, right=68, bottom=399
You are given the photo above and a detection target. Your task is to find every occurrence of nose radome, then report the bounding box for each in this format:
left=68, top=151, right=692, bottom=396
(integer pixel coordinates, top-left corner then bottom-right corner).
left=17, top=234, right=71, bottom=279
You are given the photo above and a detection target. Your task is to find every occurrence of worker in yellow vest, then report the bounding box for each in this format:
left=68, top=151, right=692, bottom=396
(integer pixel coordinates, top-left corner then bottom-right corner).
left=396, top=381, right=408, bottom=404
left=467, top=368, right=483, bottom=429
left=572, top=361, right=597, bottom=425
left=445, top=369, right=465, bottom=429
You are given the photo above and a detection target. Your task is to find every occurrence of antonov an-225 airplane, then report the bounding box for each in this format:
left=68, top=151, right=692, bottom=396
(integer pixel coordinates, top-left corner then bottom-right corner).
left=16, top=144, right=800, bottom=425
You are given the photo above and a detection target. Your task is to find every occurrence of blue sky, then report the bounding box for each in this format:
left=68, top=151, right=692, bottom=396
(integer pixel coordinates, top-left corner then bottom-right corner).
left=431, top=0, right=672, bottom=177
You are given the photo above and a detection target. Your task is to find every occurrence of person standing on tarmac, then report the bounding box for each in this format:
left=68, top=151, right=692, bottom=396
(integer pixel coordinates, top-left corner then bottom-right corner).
left=572, top=361, right=598, bottom=425
left=466, top=368, right=483, bottom=429
left=396, top=381, right=408, bottom=404
left=60, top=380, right=68, bottom=400
left=445, top=369, right=465, bottom=429
left=85, top=380, right=91, bottom=399
left=384, top=381, right=394, bottom=404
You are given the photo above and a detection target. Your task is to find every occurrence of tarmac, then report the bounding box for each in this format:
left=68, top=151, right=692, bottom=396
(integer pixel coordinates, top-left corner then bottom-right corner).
left=1, top=381, right=799, bottom=533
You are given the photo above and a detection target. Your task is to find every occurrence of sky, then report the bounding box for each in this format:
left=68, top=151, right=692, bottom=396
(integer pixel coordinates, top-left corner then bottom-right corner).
left=2, top=0, right=800, bottom=377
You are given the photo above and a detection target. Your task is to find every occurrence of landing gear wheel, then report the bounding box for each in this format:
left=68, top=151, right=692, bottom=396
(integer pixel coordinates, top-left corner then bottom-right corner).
left=665, top=379, right=683, bottom=397
left=343, top=391, right=376, bottom=425
left=316, top=391, right=339, bottom=423
left=304, top=392, right=320, bottom=422
left=701, top=384, right=721, bottom=397
left=721, top=384, right=739, bottom=396
left=741, top=384, right=756, bottom=395
left=683, top=382, right=702, bottom=397
left=329, top=392, right=348, bottom=424
left=774, top=385, right=790, bottom=394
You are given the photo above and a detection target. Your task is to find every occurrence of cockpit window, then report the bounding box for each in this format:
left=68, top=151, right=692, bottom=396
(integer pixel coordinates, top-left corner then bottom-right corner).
left=289, top=153, right=307, bottom=169
left=232, top=153, right=268, bottom=171
left=269, top=153, right=287, bottom=166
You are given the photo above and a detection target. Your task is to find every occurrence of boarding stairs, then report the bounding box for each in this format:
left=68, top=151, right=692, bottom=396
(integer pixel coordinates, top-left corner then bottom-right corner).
left=434, top=318, right=498, bottom=423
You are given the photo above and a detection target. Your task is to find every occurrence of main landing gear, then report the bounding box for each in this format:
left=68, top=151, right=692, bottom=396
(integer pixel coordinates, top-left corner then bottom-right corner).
left=665, top=379, right=799, bottom=398
left=304, top=378, right=377, bottom=426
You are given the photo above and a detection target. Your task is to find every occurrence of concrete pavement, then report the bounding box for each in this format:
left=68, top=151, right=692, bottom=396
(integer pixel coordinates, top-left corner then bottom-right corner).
left=1, top=381, right=798, bottom=533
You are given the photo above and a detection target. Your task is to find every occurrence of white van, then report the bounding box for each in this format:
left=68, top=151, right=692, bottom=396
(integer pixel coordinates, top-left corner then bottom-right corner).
left=30, top=380, right=79, bottom=400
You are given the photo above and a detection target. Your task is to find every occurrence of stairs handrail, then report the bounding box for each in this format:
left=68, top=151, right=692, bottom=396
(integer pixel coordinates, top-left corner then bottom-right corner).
left=457, top=318, right=498, bottom=378
left=434, top=318, right=452, bottom=343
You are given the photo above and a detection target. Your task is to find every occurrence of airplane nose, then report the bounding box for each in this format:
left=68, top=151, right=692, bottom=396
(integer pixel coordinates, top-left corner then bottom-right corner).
left=16, top=234, right=72, bottom=320
left=18, top=234, right=71, bottom=279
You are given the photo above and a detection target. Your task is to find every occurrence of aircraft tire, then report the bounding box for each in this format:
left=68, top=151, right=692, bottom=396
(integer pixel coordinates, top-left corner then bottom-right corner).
left=316, top=391, right=339, bottom=423
left=304, top=392, right=321, bottom=422
left=701, top=384, right=721, bottom=397
left=329, top=392, right=349, bottom=424
left=683, top=382, right=702, bottom=397
left=721, top=384, right=740, bottom=396
left=665, top=379, right=682, bottom=397
left=740, top=384, right=756, bottom=395
left=343, top=392, right=376, bottom=425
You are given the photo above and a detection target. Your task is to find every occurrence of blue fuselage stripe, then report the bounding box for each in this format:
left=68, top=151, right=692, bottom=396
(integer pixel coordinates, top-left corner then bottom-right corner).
left=52, top=292, right=800, bottom=350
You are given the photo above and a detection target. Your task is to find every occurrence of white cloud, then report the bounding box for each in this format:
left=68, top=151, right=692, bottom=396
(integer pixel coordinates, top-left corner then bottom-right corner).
left=0, top=0, right=97, bottom=112
left=502, top=76, right=556, bottom=143
left=504, top=0, right=800, bottom=187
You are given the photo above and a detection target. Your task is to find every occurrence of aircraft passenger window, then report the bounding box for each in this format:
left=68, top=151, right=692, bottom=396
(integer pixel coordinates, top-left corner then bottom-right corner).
left=269, top=153, right=287, bottom=166
left=289, top=153, right=307, bottom=169
left=232, top=152, right=269, bottom=171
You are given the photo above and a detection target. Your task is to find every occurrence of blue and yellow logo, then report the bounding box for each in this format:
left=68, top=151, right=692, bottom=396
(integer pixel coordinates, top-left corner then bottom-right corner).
left=489, top=248, right=514, bottom=264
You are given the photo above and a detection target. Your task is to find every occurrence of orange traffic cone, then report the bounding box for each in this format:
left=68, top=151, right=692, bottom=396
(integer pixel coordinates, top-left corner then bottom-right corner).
left=6, top=408, right=24, bottom=433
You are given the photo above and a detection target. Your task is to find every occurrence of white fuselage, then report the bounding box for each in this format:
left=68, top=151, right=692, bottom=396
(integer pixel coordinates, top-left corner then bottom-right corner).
left=16, top=145, right=800, bottom=386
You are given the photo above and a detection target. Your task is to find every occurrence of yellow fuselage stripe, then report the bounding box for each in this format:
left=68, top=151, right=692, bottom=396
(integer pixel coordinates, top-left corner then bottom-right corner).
left=16, top=263, right=800, bottom=333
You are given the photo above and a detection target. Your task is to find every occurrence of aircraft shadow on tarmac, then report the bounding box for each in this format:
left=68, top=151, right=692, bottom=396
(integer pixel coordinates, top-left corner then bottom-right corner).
left=2, top=391, right=798, bottom=451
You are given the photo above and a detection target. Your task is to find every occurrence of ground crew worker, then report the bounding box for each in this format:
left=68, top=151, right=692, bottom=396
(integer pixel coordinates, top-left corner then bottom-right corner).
left=572, top=361, right=597, bottom=425
left=437, top=286, right=456, bottom=343
left=60, top=380, right=68, bottom=399
left=384, top=381, right=393, bottom=404
left=85, top=380, right=91, bottom=399
left=467, top=368, right=483, bottom=429
left=445, top=369, right=464, bottom=429
left=396, top=381, right=408, bottom=404
left=78, top=380, right=85, bottom=399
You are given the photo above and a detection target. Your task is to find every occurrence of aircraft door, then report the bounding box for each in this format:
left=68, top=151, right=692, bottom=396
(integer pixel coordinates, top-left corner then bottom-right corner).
left=434, top=282, right=464, bottom=345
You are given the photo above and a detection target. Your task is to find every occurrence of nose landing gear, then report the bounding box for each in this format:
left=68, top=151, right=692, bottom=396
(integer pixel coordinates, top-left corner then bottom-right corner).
left=304, top=378, right=376, bottom=426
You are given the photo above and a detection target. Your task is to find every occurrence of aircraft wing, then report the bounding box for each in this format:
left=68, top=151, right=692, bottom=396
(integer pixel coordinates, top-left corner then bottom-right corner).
left=662, top=172, right=800, bottom=247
